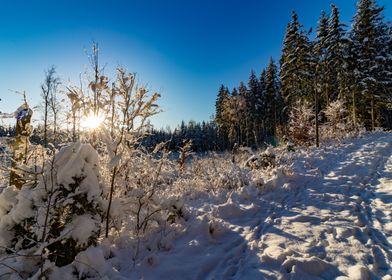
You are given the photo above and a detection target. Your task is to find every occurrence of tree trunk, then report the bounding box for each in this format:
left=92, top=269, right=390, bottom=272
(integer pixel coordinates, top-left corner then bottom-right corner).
left=371, top=95, right=375, bottom=131
left=315, top=89, right=319, bottom=148
left=352, top=90, right=357, bottom=127
left=72, top=110, right=77, bottom=142
left=53, top=112, right=57, bottom=141
left=44, top=99, right=48, bottom=148
left=105, top=166, right=117, bottom=238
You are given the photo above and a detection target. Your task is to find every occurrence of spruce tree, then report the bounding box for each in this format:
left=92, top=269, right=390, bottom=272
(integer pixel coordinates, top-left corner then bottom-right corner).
left=383, top=22, right=392, bottom=128
left=215, top=85, right=227, bottom=126
left=264, top=58, right=280, bottom=137
left=215, top=85, right=230, bottom=148
left=259, top=69, right=267, bottom=138
left=238, top=82, right=250, bottom=145
left=280, top=11, right=302, bottom=109
left=248, top=70, right=262, bottom=146
left=349, top=0, right=390, bottom=130
left=224, top=87, right=242, bottom=145
left=280, top=11, right=315, bottom=113
left=315, top=11, right=330, bottom=107
left=326, top=5, right=347, bottom=102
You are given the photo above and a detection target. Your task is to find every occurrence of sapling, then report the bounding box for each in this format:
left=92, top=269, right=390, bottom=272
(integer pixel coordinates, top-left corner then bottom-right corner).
left=10, top=99, right=33, bottom=189
left=178, top=139, right=193, bottom=173
left=103, top=67, right=161, bottom=238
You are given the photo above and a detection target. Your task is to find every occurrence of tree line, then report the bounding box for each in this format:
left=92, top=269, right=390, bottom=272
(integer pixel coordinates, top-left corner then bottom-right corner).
left=215, top=0, right=392, bottom=149
left=1, top=0, right=390, bottom=153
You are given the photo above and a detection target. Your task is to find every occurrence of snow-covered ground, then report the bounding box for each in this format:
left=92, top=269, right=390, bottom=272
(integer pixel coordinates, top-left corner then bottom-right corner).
left=2, top=133, right=392, bottom=279
left=111, top=133, right=392, bottom=280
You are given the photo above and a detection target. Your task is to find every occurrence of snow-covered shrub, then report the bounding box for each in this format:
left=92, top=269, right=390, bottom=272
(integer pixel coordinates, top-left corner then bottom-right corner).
left=322, top=99, right=349, bottom=140
left=178, top=139, right=193, bottom=172
left=321, top=99, right=367, bottom=141
left=44, top=143, right=104, bottom=266
left=288, top=99, right=315, bottom=146
left=0, top=142, right=104, bottom=274
left=231, top=145, right=253, bottom=164
left=244, top=146, right=276, bottom=170
left=10, top=103, right=33, bottom=189
left=215, top=164, right=251, bottom=190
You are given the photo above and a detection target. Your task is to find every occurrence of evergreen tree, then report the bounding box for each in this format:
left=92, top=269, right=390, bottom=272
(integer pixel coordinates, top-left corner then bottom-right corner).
left=315, top=11, right=330, bottom=107
left=215, top=85, right=230, bottom=148
left=224, top=87, right=243, bottom=145
left=326, top=5, right=347, bottom=102
left=238, top=82, right=250, bottom=145
left=383, top=23, right=392, bottom=128
left=264, top=58, right=281, bottom=137
left=280, top=11, right=302, bottom=109
left=258, top=69, right=267, bottom=138
left=280, top=12, right=315, bottom=113
left=248, top=70, right=263, bottom=146
left=349, top=0, right=390, bottom=130
left=215, top=84, right=228, bottom=127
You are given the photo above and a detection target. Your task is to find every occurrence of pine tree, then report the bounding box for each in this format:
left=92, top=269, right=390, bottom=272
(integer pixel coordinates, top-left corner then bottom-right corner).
left=280, top=11, right=302, bottom=109
left=215, top=85, right=230, bottom=148
left=349, top=0, right=390, bottom=130
left=326, top=5, right=347, bottom=102
left=224, top=88, right=239, bottom=144
left=258, top=69, right=267, bottom=138
left=238, top=82, right=250, bottom=145
left=382, top=22, right=392, bottom=128
left=315, top=11, right=330, bottom=107
left=215, top=85, right=228, bottom=127
left=313, top=10, right=330, bottom=147
left=248, top=70, right=262, bottom=146
left=264, top=58, right=281, bottom=137
left=280, top=11, right=315, bottom=113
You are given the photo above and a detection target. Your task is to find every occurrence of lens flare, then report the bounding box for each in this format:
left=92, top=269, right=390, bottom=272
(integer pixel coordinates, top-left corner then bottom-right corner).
left=81, top=112, right=105, bottom=130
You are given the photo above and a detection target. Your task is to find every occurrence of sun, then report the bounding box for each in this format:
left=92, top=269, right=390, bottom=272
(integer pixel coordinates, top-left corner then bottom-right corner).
left=81, top=112, right=105, bottom=130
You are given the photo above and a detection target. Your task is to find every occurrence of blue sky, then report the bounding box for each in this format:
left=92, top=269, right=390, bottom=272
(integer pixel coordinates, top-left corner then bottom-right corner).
left=0, top=0, right=391, bottom=129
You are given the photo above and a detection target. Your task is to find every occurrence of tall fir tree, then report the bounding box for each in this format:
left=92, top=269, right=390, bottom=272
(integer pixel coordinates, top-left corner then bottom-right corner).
left=248, top=70, right=263, bottom=146
left=215, top=84, right=227, bottom=127
left=315, top=10, right=330, bottom=108
left=326, top=4, right=347, bottom=102
left=259, top=69, right=267, bottom=137
left=349, top=0, right=390, bottom=129
left=224, top=87, right=242, bottom=145
left=280, top=11, right=302, bottom=109
left=280, top=11, right=315, bottom=115
left=264, top=58, right=282, bottom=137
left=215, top=84, right=230, bottom=148
left=381, top=22, right=392, bottom=128
left=238, top=81, right=251, bottom=145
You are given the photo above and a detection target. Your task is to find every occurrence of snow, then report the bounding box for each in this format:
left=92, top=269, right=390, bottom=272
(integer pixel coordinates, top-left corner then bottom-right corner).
left=1, top=133, right=392, bottom=279
left=53, top=132, right=391, bottom=280
left=55, top=142, right=102, bottom=201
left=64, top=214, right=101, bottom=246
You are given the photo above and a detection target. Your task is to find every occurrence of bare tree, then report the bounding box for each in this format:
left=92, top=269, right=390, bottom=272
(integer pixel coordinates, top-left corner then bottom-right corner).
left=88, top=42, right=108, bottom=116
left=49, top=78, right=61, bottom=141
left=104, top=67, right=160, bottom=237
left=41, top=66, right=60, bottom=147
left=66, top=87, right=83, bottom=142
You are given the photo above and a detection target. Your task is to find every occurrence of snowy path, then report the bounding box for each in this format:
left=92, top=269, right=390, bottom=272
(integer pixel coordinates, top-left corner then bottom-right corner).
left=126, top=133, right=392, bottom=280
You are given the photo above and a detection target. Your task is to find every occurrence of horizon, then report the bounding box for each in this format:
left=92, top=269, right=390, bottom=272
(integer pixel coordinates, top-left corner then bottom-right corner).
left=0, top=0, right=391, bottom=130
